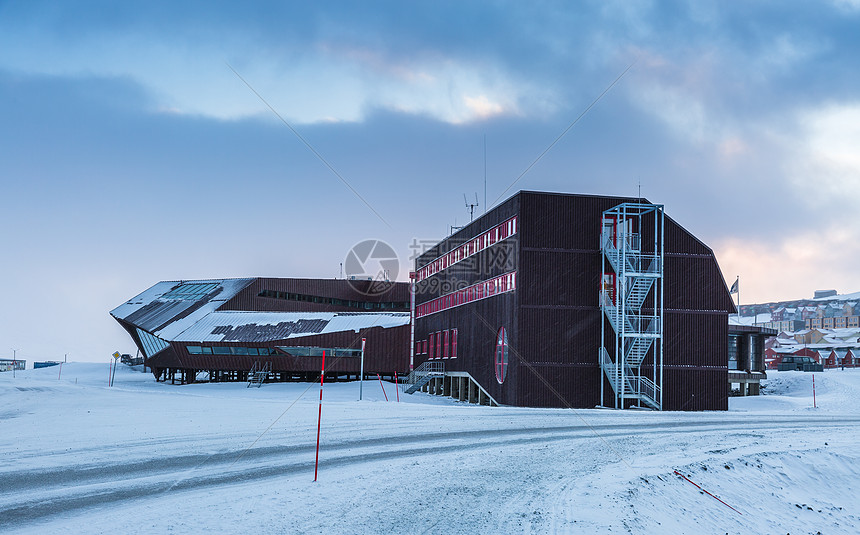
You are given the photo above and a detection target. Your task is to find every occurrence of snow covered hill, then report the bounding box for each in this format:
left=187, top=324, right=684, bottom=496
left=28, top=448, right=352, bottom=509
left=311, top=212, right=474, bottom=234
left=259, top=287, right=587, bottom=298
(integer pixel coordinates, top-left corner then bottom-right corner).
left=1, top=364, right=859, bottom=534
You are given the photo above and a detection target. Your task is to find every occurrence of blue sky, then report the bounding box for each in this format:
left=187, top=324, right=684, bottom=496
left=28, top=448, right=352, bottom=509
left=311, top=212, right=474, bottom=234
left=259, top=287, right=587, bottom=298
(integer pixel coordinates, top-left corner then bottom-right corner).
left=2, top=1, right=859, bottom=363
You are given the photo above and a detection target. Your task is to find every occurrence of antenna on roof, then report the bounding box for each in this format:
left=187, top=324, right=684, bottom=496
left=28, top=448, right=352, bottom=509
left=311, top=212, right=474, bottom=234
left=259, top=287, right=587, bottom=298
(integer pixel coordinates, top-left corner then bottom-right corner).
left=465, top=193, right=479, bottom=222
left=450, top=217, right=461, bottom=236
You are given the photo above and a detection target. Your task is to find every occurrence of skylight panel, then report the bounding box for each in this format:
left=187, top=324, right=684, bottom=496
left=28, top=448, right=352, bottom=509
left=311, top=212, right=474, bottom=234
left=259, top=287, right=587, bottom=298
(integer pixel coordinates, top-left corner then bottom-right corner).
left=162, top=282, right=220, bottom=300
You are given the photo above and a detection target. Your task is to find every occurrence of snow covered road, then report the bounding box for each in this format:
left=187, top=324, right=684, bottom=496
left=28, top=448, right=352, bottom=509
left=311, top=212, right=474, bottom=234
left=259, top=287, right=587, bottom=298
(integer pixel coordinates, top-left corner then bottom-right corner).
left=2, top=364, right=859, bottom=533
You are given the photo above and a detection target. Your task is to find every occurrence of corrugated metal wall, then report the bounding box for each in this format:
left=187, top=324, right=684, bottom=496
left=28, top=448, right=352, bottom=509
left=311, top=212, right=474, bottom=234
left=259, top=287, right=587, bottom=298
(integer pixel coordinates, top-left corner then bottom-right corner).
left=414, top=195, right=520, bottom=405
left=221, top=278, right=410, bottom=313
left=515, top=191, right=733, bottom=409
left=148, top=324, right=410, bottom=376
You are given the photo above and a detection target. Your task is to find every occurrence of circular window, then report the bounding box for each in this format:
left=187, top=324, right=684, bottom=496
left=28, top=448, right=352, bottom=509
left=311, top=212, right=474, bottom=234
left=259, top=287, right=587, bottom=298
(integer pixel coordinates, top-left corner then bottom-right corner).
left=495, top=327, right=508, bottom=384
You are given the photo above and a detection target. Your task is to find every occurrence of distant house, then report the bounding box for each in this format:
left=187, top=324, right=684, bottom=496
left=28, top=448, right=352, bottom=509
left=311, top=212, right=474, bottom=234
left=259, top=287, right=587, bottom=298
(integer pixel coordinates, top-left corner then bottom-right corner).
left=0, top=359, right=25, bottom=372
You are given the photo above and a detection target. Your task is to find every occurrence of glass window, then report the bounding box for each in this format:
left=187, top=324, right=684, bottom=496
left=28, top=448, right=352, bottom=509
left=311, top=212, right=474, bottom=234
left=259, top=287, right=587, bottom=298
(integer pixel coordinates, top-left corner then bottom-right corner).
left=162, top=282, right=219, bottom=300
left=495, top=327, right=508, bottom=383
left=136, top=328, right=170, bottom=358
left=728, top=335, right=739, bottom=370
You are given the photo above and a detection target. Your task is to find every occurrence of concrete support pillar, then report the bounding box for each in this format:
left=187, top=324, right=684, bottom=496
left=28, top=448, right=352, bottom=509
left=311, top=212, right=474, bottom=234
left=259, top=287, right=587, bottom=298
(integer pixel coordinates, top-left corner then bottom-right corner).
left=468, top=379, right=477, bottom=403
left=458, top=377, right=466, bottom=402
left=478, top=389, right=486, bottom=405
left=443, top=376, right=451, bottom=396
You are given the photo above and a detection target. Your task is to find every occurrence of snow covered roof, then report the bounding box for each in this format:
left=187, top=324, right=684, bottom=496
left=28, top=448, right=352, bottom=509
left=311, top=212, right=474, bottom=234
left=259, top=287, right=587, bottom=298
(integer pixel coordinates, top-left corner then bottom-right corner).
left=812, top=290, right=860, bottom=302
left=171, top=311, right=410, bottom=342
left=111, top=278, right=410, bottom=343
left=110, top=279, right=255, bottom=337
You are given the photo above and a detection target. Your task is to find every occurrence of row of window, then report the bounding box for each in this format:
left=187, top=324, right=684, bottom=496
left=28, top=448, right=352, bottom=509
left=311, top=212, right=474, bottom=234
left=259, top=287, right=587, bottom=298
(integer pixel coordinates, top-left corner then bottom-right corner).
left=280, top=346, right=362, bottom=358
left=416, top=329, right=459, bottom=359
left=807, top=316, right=860, bottom=329
left=162, top=282, right=220, bottom=300
left=187, top=346, right=279, bottom=356
left=417, top=216, right=517, bottom=282
left=258, top=289, right=408, bottom=310
left=416, top=272, right=517, bottom=318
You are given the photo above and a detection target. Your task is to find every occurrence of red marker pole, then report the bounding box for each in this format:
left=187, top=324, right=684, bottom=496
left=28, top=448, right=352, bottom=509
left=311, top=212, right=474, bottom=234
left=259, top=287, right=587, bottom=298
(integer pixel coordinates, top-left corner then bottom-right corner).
left=673, top=470, right=742, bottom=515
left=314, top=350, right=326, bottom=482
left=394, top=372, right=400, bottom=402
left=377, top=373, right=388, bottom=401
left=813, top=374, right=817, bottom=408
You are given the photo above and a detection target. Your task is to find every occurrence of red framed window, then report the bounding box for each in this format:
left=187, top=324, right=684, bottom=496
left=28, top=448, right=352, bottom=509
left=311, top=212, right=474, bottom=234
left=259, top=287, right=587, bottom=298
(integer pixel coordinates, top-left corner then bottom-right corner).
left=443, top=330, right=449, bottom=358
left=452, top=329, right=458, bottom=358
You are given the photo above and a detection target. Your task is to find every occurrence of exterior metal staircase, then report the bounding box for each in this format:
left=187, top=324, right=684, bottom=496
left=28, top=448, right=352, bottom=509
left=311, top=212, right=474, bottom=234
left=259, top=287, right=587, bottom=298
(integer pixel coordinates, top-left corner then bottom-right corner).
left=404, top=361, right=444, bottom=394
left=600, top=203, right=665, bottom=410
left=247, top=361, right=271, bottom=388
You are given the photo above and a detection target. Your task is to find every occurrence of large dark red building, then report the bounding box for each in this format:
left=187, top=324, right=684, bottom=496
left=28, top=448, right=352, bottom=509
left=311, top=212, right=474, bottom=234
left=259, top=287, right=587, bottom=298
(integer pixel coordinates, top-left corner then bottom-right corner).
left=111, top=278, right=410, bottom=384
left=413, top=191, right=735, bottom=410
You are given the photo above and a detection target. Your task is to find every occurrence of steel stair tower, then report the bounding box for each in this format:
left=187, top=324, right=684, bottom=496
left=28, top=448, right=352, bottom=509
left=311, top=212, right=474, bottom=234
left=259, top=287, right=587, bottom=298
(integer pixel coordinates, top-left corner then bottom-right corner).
left=600, top=203, right=665, bottom=410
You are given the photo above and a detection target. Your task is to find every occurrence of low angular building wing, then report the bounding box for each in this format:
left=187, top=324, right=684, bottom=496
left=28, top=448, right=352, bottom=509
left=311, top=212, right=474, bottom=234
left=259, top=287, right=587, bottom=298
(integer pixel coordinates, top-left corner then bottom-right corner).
left=111, top=278, right=410, bottom=384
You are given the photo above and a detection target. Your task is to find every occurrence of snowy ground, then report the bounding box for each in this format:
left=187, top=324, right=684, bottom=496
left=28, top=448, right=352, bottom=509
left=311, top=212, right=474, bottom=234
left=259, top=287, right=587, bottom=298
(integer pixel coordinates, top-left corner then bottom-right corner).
left=2, top=364, right=859, bottom=534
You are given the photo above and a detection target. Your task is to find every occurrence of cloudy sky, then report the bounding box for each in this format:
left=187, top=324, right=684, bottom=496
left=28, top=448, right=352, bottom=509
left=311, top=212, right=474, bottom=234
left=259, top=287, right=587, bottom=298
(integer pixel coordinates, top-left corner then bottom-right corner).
left=2, top=1, right=859, bottom=363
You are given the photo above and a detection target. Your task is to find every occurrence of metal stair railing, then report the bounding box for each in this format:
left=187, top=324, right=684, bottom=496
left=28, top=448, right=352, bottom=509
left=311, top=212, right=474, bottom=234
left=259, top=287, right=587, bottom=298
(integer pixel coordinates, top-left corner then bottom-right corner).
left=626, top=278, right=654, bottom=309
left=600, top=348, right=635, bottom=396
left=404, top=361, right=445, bottom=394
left=600, top=348, right=660, bottom=409
left=247, top=361, right=271, bottom=388
left=600, top=203, right=664, bottom=411
left=624, top=336, right=654, bottom=368
left=603, top=234, right=662, bottom=276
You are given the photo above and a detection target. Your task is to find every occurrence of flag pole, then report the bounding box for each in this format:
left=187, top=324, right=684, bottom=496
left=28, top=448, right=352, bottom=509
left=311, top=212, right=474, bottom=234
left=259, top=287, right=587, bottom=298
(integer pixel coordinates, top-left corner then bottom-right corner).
left=736, top=276, right=740, bottom=322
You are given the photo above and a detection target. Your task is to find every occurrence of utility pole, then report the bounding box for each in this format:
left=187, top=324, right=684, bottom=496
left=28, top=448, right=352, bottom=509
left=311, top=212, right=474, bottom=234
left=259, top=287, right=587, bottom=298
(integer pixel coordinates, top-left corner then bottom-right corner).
left=12, top=348, right=18, bottom=378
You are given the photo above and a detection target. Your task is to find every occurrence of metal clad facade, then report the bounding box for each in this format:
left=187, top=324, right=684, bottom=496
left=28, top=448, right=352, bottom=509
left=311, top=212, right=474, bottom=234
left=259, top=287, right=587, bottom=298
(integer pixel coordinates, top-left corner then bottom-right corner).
left=414, top=195, right=520, bottom=405
left=222, top=278, right=410, bottom=313
left=114, top=278, right=411, bottom=381
left=517, top=192, right=630, bottom=407
left=147, top=324, right=409, bottom=376
left=515, top=192, right=732, bottom=409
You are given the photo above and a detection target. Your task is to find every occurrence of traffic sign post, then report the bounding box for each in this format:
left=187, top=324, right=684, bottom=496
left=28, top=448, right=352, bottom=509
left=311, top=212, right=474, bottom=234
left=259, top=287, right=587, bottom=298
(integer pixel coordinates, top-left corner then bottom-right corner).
left=110, top=351, right=121, bottom=387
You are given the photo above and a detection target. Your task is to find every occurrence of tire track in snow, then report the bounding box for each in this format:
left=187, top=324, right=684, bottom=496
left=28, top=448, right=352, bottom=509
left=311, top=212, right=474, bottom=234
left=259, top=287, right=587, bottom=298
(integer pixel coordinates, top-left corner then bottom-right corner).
left=1, top=415, right=858, bottom=527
